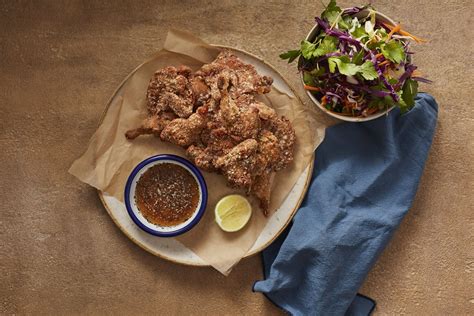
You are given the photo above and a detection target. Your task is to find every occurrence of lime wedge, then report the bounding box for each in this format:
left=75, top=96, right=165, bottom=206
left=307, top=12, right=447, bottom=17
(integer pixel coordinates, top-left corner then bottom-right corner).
left=215, top=195, right=252, bottom=232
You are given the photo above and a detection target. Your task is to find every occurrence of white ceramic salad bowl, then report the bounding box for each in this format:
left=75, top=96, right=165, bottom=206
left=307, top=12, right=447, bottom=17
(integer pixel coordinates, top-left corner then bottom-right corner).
left=302, top=9, right=401, bottom=122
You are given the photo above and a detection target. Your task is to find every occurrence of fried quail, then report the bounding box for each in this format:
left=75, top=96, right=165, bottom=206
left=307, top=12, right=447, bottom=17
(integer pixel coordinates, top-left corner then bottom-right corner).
left=214, top=139, right=259, bottom=190
left=160, top=113, right=206, bottom=147
left=126, top=50, right=295, bottom=215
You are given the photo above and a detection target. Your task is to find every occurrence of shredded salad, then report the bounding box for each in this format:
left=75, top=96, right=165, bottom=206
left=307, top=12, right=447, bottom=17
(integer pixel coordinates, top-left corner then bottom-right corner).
left=280, top=0, right=431, bottom=117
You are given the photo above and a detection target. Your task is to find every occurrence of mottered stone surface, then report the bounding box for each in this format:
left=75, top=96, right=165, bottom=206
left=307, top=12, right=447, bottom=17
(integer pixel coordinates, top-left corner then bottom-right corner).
left=1, top=0, right=473, bottom=314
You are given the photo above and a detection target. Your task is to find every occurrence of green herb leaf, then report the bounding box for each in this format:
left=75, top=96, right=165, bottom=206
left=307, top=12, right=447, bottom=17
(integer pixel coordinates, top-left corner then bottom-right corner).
left=381, top=40, right=405, bottom=64
left=328, top=56, right=360, bottom=76
left=351, top=26, right=368, bottom=40
left=338, top=16, right=352, bottom=30
left=388, top=78, right=398, bottom=85
left=359, top=61, right=378, bottom=80
left=383, top=95, right=396, bottom=109
left=367, top=41, right=383, bottom=50
left=368, top=98, right=381, bottom=108
left=322, top=0, right=341, bottom=25
left=328, top=57, right=337, bottom=73
left=375, top=27, right=388, bottom=41
left=401, top=78, right=418, bottom=112
left=279, top=50, right=301, bottom=63
left=313, top=36, right=338, bottom=57
left=352, top=50, right=365, bottom=65
left=397, top=97, right=409, bottom=113
left=310, top=66, right=327, bottom=77
left=301, top=40, right=316, bottom=59
left=303, top=71, right=315, bottom=85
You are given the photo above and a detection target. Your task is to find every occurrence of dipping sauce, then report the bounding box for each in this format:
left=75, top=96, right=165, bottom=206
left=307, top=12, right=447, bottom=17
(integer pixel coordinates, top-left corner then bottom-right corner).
left=134, top=163, right=200, bottom=227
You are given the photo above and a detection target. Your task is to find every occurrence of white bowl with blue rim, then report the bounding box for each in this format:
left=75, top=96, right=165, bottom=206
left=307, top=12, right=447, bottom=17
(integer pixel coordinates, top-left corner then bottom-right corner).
left=124, top=154, right=208, bottom=237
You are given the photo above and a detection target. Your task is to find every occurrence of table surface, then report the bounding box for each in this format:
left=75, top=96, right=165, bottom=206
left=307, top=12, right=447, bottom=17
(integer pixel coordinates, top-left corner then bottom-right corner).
left=1, top=0, right=473, bottom=314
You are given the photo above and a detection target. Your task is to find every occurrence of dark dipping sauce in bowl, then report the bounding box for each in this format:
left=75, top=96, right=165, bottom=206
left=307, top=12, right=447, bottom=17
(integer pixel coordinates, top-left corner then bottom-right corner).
left=134, top=163, right=200, bottom=227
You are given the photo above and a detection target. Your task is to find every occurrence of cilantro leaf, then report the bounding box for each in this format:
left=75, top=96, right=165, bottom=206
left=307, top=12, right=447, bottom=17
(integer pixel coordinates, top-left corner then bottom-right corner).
left=328, top=57, right=337, bottom=73
left=359, top=61, right=378, bottom=80
left=367, top=40, right=383, bottom=50
left=310, top=66, right=327, bottom=77
left=351, top=26, right=368, bottom=40
left=328, top=56, right=382, bottom=80
left=368, top=98, right=382, bottom=109
left=338, top=16, right=352, bottom=30
left=375, top=27, right=388, bottom=41
left=383, top=95, right=396, bottom=109
left=352, top=50, right=365, bottom=65
left=301, top=40, right=316, bottom=59
left=381, top=40, right=405, bottom=64
left=340, top=63, right=361, bottom=76
left=388, top=78, right=398, bottom=85
left=279, top=50, right=301, bottom=63
left=303, top=71, right=315, bottom=85
left=313, top=36, right=338, bottom=57
left=401, top=78, right=418, bottom=112
left=328, top=56, right=359, bottom=76
left=322, top=0, right=341, bottom=25
left=324, top=0, right=339, bottom=13
left=397, top=96, right=409, bottom=113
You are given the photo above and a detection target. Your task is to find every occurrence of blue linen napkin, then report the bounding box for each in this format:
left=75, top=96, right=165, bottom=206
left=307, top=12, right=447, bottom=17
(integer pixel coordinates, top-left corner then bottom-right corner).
left=253, top=93, right=438, bottom=315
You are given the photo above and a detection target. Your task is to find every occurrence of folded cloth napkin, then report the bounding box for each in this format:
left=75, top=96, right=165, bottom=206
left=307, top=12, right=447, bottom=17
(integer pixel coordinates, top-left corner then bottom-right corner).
left=253, top=93, right=438, bottom=315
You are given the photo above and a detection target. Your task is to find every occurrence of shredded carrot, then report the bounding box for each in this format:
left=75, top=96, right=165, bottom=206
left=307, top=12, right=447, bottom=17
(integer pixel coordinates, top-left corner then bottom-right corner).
left=382, top=22, right=427, bottom=43
left=382, top=22, right=394, bottom=31
left=375, top=53, right=384, bottom=59
left=379, top=60, right=391, bottom=67
left=304, top=85, right=320, bottom=92
left=366, top=107, right=379, bottom=115
left=321, top=96, right=327, bottom=107
left=398, top=29, right=427, bottom=43
left=387, top=24, right=401, bottom=40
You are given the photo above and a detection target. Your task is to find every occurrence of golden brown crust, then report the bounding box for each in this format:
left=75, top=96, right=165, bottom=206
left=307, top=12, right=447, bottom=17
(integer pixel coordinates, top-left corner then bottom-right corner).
left=125, top=50, right=295, bottom=215
left=251, top=171, right=275, bottom=216
left=214, top=139, right=259, bottom=189
left=160, top=113, right=206, bottom=147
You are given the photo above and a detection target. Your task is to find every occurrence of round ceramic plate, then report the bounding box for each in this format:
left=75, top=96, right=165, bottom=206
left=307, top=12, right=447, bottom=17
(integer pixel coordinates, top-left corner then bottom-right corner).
left=98, top=46, right=314, bottom=266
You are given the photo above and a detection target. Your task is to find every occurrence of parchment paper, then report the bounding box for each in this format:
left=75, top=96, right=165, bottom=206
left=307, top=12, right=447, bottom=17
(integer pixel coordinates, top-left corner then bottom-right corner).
left=69, top=30, right=325, bottom=275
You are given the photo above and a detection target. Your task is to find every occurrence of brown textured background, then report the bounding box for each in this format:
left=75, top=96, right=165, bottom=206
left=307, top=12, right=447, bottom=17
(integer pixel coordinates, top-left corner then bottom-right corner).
left=1, top=0, right=473, bottom=315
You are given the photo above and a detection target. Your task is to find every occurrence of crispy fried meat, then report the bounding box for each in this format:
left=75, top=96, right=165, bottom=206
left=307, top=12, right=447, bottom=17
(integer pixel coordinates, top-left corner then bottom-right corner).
left=125, top=50, right=295, bottom=215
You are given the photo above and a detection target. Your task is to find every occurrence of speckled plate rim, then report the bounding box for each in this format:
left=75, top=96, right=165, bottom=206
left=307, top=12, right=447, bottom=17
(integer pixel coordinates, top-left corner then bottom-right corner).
left=97, top=45, right=315, bottom=266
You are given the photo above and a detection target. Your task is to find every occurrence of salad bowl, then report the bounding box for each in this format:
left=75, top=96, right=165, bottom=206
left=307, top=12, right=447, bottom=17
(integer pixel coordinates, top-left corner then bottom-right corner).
left=282, top=1, right=428, bottom=123
left=303, top=9, right=399, bottom=122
